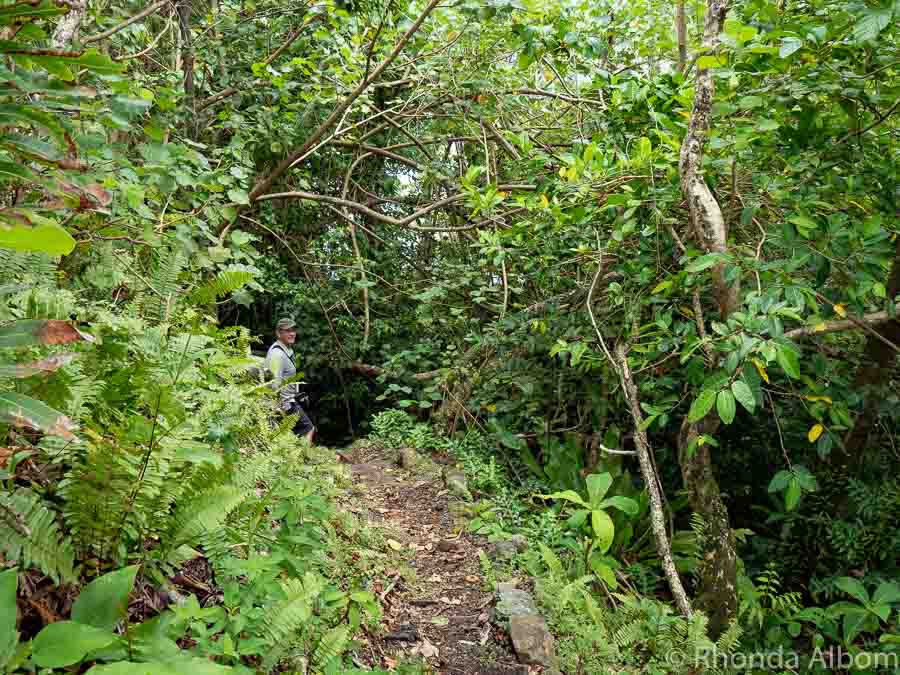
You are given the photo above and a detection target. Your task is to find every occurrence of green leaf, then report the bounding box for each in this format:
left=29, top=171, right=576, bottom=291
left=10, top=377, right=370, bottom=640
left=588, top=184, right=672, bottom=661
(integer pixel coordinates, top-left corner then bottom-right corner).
left=835, top=577, right=869, bottom=605
left=716, top=390, right=736, bottom=425
left=539, top=490, right=590, bottom=509
left=0, top=0, right=67, bottom=25
left=688, top=389, right=717, bottom=423
left=697, top=55, right=726, bottom=69
left=599, top=496, right=639, bottom=516
left=784, top=478, right=801, bottom=511
left=591, top=509, right=615, bottom=554
left=0, top=569, right=18, bottom=670
left=853, top=8, right=893, bottom=42
left=841, top=606, right=873, bottom=643
left=0, top=392, right=77, bottom=439
left=731, top=380, right=755, bottom=413
left=72, top=565, right=139, bottom=631
left=590, top=558, right=618, bottom=588
left=776, top=344, right=801, bottom=379
left=873, top=582, right=900, bottom=606
left=227, top=188, right=250, bottom=205
left=768, top=470, right=791, bottom=492
left=686, top=252, right=726, bottom=273
left=0, top=222, right=76, bottom=255
left=779, top=36, right=803, bottom=57
left=585, top=473, right=612, bottom=506
left=32, top=621, right=117, bottom=668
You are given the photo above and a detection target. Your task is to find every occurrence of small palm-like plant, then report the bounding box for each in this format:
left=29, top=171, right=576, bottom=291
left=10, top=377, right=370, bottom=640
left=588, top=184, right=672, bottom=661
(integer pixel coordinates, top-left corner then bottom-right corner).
left=539, top=473, right=638, bottom=586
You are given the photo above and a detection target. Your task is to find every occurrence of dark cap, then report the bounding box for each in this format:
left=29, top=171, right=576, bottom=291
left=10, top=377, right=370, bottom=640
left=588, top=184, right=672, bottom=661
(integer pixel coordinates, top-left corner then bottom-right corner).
left=276, top=318, right=297, bottom=331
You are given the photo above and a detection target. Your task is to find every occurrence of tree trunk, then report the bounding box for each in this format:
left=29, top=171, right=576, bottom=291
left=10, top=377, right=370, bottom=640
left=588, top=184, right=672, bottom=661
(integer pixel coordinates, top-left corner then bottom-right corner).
left=617, top=345, right=694, bottom=619
left=843, top=236, right=900, bottom=462
left=675, top=0, right=688, bottom=73
left=676, top=0, right=739, bottom=638
left=177, top=0, right=196, bottom=139
left=52, top=0, right=87, bottom=48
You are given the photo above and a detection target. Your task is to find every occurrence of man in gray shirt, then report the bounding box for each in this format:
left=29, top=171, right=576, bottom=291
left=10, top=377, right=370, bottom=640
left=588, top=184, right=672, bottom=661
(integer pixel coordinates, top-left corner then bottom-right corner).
left=265, top=318, right=314, bottom=444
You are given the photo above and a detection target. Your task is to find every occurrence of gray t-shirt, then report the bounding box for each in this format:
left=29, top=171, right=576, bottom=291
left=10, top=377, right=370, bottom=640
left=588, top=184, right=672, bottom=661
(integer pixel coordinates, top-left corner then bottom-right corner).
left=264, top=340, right=298, bottom=411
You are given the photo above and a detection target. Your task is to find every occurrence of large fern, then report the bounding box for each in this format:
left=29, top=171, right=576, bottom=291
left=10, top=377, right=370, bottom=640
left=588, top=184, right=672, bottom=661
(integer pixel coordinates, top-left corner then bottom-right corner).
left=0, top=488, right=75, bottom=583
left=188, top=270, right=254, bottom=305
left=312, top=625, right=351, bottom=672
left=261, top=573, right=325, bottom=670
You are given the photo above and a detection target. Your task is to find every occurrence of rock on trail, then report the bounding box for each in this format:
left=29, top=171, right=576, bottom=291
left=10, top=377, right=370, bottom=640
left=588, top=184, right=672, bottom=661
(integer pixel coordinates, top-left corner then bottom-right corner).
left=340, top=442, right=557, bottom=675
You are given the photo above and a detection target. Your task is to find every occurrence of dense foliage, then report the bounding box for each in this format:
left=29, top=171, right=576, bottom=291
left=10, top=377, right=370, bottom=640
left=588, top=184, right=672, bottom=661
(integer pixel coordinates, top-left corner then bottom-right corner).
left=2, top=0, right=900, bottom=672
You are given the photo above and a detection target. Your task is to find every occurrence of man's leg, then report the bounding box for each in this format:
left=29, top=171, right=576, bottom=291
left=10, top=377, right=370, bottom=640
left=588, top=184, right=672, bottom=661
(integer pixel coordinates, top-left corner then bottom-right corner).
left=292, top=403, right=315, bottom=444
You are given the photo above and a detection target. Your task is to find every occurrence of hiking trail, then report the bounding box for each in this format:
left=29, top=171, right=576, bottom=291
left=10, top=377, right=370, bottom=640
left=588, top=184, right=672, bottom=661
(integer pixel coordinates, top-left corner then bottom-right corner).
left=338, top=442, right=548, bottom=675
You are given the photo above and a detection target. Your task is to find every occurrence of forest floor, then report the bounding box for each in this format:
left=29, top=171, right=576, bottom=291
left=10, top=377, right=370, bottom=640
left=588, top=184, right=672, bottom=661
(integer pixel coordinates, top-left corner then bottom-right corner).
left=339, top=442, right=538, bottom=675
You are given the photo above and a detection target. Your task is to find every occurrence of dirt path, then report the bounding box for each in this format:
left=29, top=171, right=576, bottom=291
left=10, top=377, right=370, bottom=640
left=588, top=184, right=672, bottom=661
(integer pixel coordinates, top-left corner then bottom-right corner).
left=340, top=442, right=532, bottom=675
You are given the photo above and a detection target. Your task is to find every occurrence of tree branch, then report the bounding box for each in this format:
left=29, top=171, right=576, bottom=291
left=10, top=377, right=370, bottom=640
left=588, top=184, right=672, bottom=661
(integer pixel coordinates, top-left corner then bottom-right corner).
left=247, top=0, right=444, bottom=202
left=84, top=0, right=170, bottom=44
left=784, top=311, right=892, bottom=339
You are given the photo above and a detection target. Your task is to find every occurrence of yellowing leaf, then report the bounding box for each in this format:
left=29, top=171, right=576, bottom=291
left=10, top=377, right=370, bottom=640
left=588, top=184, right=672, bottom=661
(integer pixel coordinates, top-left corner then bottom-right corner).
left=752, top=358, right=770, bottom=384
left=814, top=322, right=827, bottom=332
left=539, top=194, right=550, bottom=209
left=679, top=305, right=695, bottom=317
left=496, top=191, right=507, bottom=200
left=808, top=424, right=824, bottom=443
left=386, top=539, right=403, bottom=551
left=485, top=403, right=497, bottom=412
left=804, top=395, right=833, bottom=405
left=834, top=304, right=846, bottom=318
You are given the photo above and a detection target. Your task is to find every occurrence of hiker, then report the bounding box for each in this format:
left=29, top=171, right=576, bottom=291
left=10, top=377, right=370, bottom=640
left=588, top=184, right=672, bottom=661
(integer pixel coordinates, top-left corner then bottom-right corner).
left=265, top=317, right=315, bottom=444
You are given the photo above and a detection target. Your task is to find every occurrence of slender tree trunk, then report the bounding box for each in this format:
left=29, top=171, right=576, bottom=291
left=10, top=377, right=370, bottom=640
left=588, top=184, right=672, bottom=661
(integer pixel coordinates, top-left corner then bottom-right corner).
left=617, top=344, right=694, bottom=619
left=843, top=236, right=900, bottom=462
left=177, top=0, right=196, bottom=139
left=52, top=0, right=87, bottom=48
left=677, top=0, right=739, bottom=638
left=676, top=0, right=688, bottom=73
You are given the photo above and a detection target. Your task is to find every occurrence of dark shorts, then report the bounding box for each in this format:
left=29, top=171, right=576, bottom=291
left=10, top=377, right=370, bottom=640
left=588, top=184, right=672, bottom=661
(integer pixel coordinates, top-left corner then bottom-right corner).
left=286, top=400, right=314, bottom=436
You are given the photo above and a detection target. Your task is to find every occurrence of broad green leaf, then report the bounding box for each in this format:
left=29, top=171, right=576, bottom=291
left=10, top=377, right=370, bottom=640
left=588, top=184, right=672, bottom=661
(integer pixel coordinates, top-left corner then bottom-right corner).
left=776, top=344, right=801, bottom=379
left=0, top=569, right=17, bottom=670
left=591, top=509, right=615, bottom=553
left=85, top=657, right=237, bottom=674
left=731, top=380, right=755, bottom=413
left=768, top=470, right=791, bottom=492
left=566, top=509, right=589, bottom=529
left=0, top=392, right=77, bottom=439
left=539, top=490, right=590, bottom=509
left=784, top=478, right=801, bottom=511
left=585, top=473, right=612, bottom=507
left=853, top=8, right=893, bottom=42
left=0, top=0, right=67, bottom=25
left=688, top=388, right=717, bottom=423
left=0, top=222, right=76, bottom=255
left=590, top=558, right=618, bottom=588
left=686, top=252, right=726, bottom=273
left=779, top=37, right=803, bottom=57
left=72, top=565, right=140, bottom=631
left=227, top=188, right=250, bottom=205
left=842, top=607, right=873, bottom=643
left=716, top=390, right=736, bottom=424
left=32, top=621, right=117, bottom=668
left=873, top=582, right=900, bottom=606
left=835, top=577, right=869, bottom=605
left=599, top=496, right=639, bottom=516
left=697, top=54, right=726, bottom=69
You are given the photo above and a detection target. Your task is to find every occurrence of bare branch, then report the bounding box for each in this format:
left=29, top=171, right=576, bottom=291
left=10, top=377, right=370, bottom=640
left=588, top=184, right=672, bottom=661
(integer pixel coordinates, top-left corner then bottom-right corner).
left=784, top=312, right=892, bottom=339
left=84, top=0, right=170, bottom=44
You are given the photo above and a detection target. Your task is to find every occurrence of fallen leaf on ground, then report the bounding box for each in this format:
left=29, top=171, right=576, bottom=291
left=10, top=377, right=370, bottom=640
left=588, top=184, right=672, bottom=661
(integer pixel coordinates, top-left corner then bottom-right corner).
left=386, top=539, right=404, bottom=551
left=439, top=596, right=461, bottom=605
left=465, top=575, right=480, bottom=583
left=430, top=616, right=449, bottom=626
left=416, top=638, right=439, bottom=659
left=427, top=574, right=442, bottom=582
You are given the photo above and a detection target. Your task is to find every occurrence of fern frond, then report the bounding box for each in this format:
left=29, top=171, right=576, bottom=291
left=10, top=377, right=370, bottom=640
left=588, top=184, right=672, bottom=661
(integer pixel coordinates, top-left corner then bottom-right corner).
left=313, top=625, right=351, bottom=670
left=538, top=542, right=564, bottom=578
left=716, top=619, right=743, bottom=653
left=262, top=573, right=325, bottom=669
left=0, top=488, right=75, bottom=583
left=166, top=484, right=250, bottom=550
left=189, top=270, right=254, bottom=305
